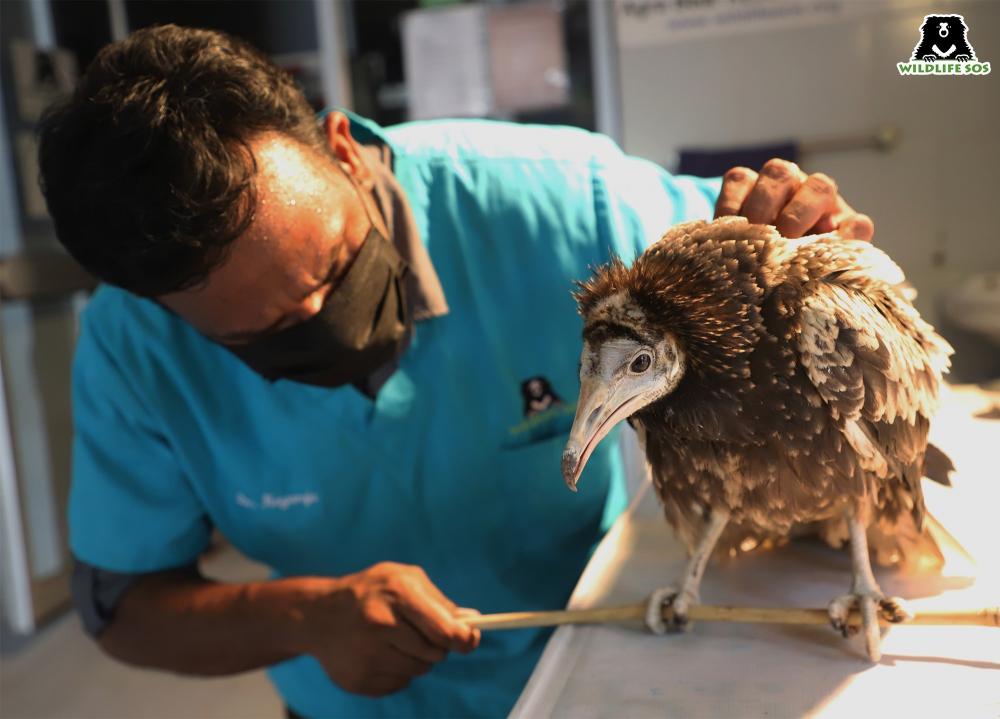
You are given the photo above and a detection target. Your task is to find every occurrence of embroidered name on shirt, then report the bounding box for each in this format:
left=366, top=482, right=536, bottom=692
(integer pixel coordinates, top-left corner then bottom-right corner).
left=236, top=491, right=320, bottom=510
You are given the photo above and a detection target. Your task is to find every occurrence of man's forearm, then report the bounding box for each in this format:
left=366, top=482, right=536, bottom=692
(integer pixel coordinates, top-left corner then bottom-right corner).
left=98, top=569, right=332, bottom=675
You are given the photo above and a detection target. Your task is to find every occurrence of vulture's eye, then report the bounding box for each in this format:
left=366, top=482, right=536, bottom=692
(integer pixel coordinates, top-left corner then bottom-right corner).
left=629, top=353, right=652, bottom=374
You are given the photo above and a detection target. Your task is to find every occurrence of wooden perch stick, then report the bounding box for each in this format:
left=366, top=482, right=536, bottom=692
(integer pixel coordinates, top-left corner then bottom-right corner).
left=467, top=603, right=1000, bottom=632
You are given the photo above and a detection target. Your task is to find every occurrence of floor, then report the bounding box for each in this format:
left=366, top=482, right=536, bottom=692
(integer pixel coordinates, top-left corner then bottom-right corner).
left=1, top=546, right=283, bottom=719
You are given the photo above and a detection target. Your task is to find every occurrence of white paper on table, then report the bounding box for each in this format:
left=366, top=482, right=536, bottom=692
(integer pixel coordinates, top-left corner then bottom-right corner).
left=512, top=385, right=1000, bottom=718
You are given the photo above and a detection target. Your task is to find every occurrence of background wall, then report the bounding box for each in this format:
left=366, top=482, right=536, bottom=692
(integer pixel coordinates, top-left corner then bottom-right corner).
left=617, top=0, right=999, bottom=379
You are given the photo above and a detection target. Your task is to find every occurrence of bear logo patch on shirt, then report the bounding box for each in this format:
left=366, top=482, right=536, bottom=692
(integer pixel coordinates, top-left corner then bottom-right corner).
left=501, top=375, right=576, bottom=449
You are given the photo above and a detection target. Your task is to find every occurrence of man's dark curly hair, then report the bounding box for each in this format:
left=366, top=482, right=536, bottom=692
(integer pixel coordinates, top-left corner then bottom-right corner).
left=38, top=24, right=325, bottom=296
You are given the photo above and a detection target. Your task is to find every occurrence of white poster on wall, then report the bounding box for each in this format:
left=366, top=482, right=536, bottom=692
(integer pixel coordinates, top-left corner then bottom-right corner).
left=402, top=5, right=493, bottom=120
left=616, top=0, right=901, bottom=49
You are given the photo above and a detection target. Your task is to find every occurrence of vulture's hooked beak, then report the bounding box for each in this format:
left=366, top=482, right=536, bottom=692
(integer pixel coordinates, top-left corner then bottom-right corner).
left=561, top=377, right=648, bottom=492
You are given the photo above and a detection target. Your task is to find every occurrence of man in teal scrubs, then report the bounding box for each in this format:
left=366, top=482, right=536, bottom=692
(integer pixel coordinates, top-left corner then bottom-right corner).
left=38, top=25, right=874, bottom=718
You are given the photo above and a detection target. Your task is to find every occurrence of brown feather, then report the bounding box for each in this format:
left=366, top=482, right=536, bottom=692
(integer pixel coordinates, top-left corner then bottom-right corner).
left=575, top=217, right=954, bottom=564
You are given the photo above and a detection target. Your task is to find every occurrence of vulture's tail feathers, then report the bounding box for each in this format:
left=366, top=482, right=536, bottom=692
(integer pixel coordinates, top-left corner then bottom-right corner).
left=923, top=442, right=954, bottom=486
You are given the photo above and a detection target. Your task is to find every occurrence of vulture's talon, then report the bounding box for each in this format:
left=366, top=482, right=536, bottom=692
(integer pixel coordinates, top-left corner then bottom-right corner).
left=645, top=587, right=697, bottom=635
left=828, top=589, right=894, bottom=662
left=827, top=595, right=858, bottom=638
left=879, top=596, right=912, bottom=624
left=832, top=620, right=851, bottom=639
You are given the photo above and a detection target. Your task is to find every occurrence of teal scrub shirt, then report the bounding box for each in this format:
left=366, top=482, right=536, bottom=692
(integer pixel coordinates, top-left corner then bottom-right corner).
left=68, top=115, right=720, bottom=718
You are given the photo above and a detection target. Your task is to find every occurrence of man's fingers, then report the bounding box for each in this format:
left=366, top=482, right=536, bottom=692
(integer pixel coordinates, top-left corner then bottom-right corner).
left=812, top=214, right=837, bottom=234
left=413, top=588, right=482, bottom=651
left=374, top=646, right=434, bottom=679
left=386, top=621, right=449, bottom=664
left=775, top=173, right=839, bottom=238
left=740, top=159, right=806, bottom=225
left=451, top=607, right=482, bottom=651
left=719, top=160, right=870, bottom=243
left=837, top=213, right=875, bottom=242
left=714, top=166, right=758, bottom=218
left=406, top=575, right=479, bottom=652
left=459, top=626, right=481, bottom=653
left=396, top=584, right=478, bottom=652
left=417, top=573, right=459, bottom=614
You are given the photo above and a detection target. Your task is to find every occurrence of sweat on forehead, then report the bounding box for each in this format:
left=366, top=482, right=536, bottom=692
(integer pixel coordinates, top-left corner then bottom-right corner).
left=252, top=134, right=337, bottom=205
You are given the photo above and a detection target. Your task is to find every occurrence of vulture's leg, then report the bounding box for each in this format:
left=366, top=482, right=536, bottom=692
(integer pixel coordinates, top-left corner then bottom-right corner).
left=827, top=509, right=910, bottom=661
left=645, top=509, right=729, bottom=634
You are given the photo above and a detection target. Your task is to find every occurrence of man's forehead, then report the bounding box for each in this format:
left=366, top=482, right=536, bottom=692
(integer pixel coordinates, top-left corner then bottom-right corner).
left=250, top=133, right=338, bottom=214
left=158, top=133, right=349, bottom=334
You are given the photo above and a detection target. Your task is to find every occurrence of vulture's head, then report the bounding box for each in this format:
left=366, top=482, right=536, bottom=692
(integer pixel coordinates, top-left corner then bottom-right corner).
left=560, top=218, right=771, bottom=491
left=561, top=287, right=686, bottom=491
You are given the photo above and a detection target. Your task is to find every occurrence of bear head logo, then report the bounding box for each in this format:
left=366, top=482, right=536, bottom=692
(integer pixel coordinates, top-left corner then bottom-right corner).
left=910, top=14, right=977, bottom=62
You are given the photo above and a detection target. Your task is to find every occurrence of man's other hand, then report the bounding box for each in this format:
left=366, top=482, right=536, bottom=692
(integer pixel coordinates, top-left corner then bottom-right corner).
left=298, top=562, right=480, bottom=698
left=714, top=159, right=874, bottom=241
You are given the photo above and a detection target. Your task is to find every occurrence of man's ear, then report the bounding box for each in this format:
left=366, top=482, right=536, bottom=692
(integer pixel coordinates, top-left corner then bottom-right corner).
left=322, top=112, right=374, bottom=190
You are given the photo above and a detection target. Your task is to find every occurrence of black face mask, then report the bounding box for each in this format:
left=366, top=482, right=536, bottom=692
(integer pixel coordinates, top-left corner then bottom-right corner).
left=227, top=227, right=412, bottom=389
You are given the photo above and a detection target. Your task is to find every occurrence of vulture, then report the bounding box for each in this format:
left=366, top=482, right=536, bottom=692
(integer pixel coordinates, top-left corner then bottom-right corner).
left=561, top=216, right=953, bottom=661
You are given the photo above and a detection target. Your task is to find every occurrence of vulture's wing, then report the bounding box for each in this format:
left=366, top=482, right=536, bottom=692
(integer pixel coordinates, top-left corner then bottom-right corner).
left=791, top=238, right=951, bottom=427
left=788, top=238, right=953, bottom=524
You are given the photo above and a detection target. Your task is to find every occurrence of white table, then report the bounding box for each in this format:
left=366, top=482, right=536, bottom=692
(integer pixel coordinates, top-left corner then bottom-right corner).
left=512, top=386, right=1000, bottom=718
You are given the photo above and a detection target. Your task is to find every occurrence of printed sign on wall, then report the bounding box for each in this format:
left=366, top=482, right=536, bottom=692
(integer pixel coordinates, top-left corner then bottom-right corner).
left=616, top=0, right=892, bottom=49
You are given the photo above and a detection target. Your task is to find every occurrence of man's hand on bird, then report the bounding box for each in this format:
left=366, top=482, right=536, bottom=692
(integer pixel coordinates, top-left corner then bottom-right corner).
left=296, top=562, right=480, bottom=698
left=715, top=158, right=875, bottom=242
